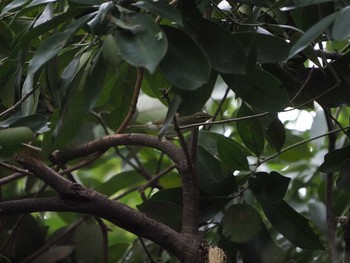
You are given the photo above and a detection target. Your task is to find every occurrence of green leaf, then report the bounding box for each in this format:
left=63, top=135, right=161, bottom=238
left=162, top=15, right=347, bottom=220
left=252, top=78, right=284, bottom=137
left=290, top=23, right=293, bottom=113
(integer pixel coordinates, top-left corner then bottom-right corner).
left=197, top=146, right=237, bottom=196
left=288, top=12, right=338, bottom=58
left=105, top=64, right=137, bottom=130
left=95, top=171, right=145, bottom=197
left=0, top=127, right=33, bottom=146
left=336, top=159, right=350, bottom=191
left=0, top=114, right=47, bottom=133
left=27, top=14, right=95, bottom=75
left=263, top=201, right=324, bottom=249
left=217, top=136, right=250, bottom=171
left=115, top=13, right=167, bottom=73
left=266, top=117, right=286, bottom=152
left=73, top=223, right=103, bottom=262
left=319, top=145, right=350, bottom=173
left=159, top=26, right=211, bottom=91
left=282, top=0, right=339, bottom=10
left=249, top=172, right=291, bottom=205
left=1, top=0, right=30, bottom=15
left=222, top=69, right=290, bottom=111
left=234, top=32, right=290, bottom=63
left=176, top=71, right=217, bottom=115
left=332, top=6, right=350, bottom=40
left=221, top=204, right=262, bottom=243
left=86, top=1, right=114, bottom=35
left=236, top=103, right=265, bottom=156
left=27, top=0, right=58, bottom=8
left=133, top=0, right=184, bottom=26
left=158, top=95, right=182, bottom=139
left=137, top=200, right=183, bottom=231
left=190, top=18, right=246, bottom=74
left=33, top=246, right=74, bottom=263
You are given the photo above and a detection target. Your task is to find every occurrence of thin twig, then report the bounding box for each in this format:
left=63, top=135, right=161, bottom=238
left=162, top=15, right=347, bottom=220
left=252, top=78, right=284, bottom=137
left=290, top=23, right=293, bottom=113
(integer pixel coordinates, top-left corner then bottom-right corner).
left=0, top=162, right=33, bottom=176
left=116, top=67, right=144, bottom=133
left=0, top=173, right=26, bottom=185
left=0, top=89, right=35, bottom=118
left=262, top=125, right=350, bottom=164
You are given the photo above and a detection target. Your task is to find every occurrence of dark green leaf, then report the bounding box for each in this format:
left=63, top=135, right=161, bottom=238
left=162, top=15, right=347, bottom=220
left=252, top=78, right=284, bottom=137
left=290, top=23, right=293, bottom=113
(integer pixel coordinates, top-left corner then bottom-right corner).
left=190, top=18, right=246, bottom=74
left=289, top=12, right=338, bottom=58
left=95, top=171, right=145, bottom=197
left=217, top=136, right=250, bottom=171
left=221, top=204, right=262, bottom=243
left=282, top=0, right=339, bottom=10
left=0, top=114, right=47, bottom=133
left=86, top=2, right=114, bottom=35
left=263, top=201, right=324, bottom=249
left=234, top=32, right=290, bottom=63
left=332, top=6, right=350, bottom=40
left=133, top=0, right=184, bottom=26
left=34, top=246, right=74, bottom=263
left=1, top=0, right=30, bottom=15
left=160, top=26, right=211, bottom=91
left=158, top=95, right=182, bottom=139
left=27, top=14, right=95, bottom=75
left=176, top=71, right=217, bottom=115
left=0, top=127, right=33, bottom=146
left=337, top=159, right=350, bottom=191
left=198, top=146, right=237, bottom=196
left=319, top=146, right=350, bottom=173
left=137, top=200, right=183, bottom=231
left=236, top=103, right=265, bottom=156
left=249, top=172, right=291, bottom=205
left=222, top=69, right=290, bottom=111
left=115, top=13, right=167, bottom=73
left=266, top=117, right=286, bottom=152
left=73, top=223, right=103, bottom=262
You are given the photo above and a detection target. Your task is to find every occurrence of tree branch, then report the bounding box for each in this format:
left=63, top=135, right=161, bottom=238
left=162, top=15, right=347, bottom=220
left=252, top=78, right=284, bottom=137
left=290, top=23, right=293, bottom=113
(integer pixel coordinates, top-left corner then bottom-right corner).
left=0, top=197, right=192, bottom=262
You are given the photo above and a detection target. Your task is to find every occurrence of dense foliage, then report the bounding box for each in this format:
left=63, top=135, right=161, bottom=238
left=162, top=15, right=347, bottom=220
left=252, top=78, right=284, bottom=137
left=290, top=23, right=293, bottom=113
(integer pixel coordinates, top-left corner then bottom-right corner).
left=1, top=0, right=350, bottom=262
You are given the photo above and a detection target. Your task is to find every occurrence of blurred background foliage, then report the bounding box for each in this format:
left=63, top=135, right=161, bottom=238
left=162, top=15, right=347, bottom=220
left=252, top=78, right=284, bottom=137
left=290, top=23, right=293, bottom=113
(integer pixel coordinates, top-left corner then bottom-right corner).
left=1, top=0, right=350, bottom=262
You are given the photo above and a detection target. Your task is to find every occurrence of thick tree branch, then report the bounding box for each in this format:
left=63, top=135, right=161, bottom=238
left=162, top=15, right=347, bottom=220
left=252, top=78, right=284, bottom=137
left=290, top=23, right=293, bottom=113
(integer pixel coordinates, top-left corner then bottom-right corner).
left=52, top=133, right=185, bottom=168
left=0, top=197, right=195, bottom=262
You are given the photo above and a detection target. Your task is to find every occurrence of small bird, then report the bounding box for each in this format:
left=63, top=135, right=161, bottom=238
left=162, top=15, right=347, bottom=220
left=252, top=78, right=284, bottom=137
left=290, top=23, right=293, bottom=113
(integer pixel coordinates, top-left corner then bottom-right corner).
left=128, top=112, right=212, bottom=137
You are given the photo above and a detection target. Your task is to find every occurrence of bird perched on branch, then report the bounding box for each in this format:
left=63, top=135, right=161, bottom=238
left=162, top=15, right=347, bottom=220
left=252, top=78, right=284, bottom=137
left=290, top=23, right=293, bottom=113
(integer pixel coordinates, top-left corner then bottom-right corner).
left=128, top=112, right=212, bottom=138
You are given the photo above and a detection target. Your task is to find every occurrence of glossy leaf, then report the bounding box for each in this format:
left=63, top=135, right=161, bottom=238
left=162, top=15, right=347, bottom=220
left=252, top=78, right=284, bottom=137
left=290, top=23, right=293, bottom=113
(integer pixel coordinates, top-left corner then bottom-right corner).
left=27, top=14, right=95, bottom=76
left=336, top=159, right=350, bottom=191
left=1, top=0, right=29, bottom=15
left=133, top=0, right=184, bottom=26
left=249, top=172, right=291, bottom=205
left=0, top=127, right=33, bottom=146
left=263, top=201, right=324, bottom=249
left=0, top=114, right=47, bottom=133
left=332, top=6, right=350, bottom=40
left=234, top=32, right=290, bottom=63
left=266, top=117, right=286, bottom=151
left=236, top=103, right=265, bottom=156
left=176, top=71, right=217, bottom=115
left=197, top=146, right=237, bottom=196
left=319, top=146, right=350, bottom=173
left=115, top=13, right=167, bottom=73
left=222, top=69, right=290, bottom=111
left=190, top=18, right=246, bottom=74
left=217, top=136, right=250, bottom=171
left=160, top=26, right=211, bottom=91
left=221, top=204, right=262, bottom=243
left=158, top=95, right=182, bottom=139
left=289, top=12, right=338, bottom=58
